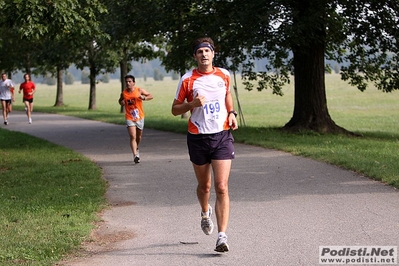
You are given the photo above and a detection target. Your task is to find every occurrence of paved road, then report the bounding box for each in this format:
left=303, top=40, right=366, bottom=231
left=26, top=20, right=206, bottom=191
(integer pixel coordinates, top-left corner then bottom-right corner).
left=4, top=111, right=399, bottom=266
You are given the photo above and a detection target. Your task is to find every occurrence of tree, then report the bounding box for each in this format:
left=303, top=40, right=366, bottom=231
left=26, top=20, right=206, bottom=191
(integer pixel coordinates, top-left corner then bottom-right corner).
left=102, top=0, right=163, bottom=112
left=34, top=37, right=81, bottom=106
left=0, top=0, right=109, bottom=108
left=1, top=0, right=106, bottom=39
left=206, top=0, right=399, bottom=134
left=157, top=0, right=217, bottom=76
left=0, top=30, right=39, bottom=75
left=339, top=1, right=399, bottom=92
left=157, top=0, right=225, bottom=118
left=75, top=38, right=119, bottom=110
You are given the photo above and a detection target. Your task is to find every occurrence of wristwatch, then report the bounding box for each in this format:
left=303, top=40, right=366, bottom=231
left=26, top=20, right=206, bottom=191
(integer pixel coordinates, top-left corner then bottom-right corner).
left=229, top=110, right=237, bottom=117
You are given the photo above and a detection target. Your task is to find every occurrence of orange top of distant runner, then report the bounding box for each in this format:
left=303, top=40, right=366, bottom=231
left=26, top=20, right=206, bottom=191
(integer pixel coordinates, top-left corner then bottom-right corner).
left=122, top=87, right=145, bottom=121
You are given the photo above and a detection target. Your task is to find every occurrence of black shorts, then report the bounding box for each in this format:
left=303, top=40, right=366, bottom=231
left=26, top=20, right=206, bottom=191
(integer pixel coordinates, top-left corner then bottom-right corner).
left=23, top=98, right=33, bottom=103
left=1, top=99, right=11, bottom=104
left=187, top=130, right=235, bottom=165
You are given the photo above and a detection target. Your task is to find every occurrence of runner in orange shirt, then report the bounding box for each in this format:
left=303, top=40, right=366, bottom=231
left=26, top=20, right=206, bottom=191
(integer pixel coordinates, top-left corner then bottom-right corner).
left=118, top=75, right=153, bottom=163
left=19, top=73, right=36, bottom=124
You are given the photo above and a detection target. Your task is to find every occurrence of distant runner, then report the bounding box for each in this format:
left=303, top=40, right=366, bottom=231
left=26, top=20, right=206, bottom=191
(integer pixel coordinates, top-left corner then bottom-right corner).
left=118, top=75, right=153, bottom=164
left=0, top=73, right=15, bottom=125
left=19, top=73, right=36, bottom=124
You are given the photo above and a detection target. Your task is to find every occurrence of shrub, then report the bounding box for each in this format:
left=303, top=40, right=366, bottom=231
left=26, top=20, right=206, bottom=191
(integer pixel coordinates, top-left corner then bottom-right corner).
left=64, top=72, right=75, bottom=85
left=101, top=74, right=110, bottom=83
left=172, top=72, right=180, bottom=80
left=153, top=69, right=164, bottom=81
left=43, top=75, right=56, bottom=86
left=81, top=71, right=90, bottom=84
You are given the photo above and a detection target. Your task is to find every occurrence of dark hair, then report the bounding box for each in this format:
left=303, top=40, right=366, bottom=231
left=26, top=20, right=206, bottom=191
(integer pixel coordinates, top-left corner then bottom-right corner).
left=124, top=75, right=135, bottom=82
left=192, top=37, right=215, bottom=54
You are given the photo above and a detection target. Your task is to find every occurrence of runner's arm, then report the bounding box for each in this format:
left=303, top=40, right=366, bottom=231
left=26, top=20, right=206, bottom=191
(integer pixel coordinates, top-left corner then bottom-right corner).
left=140, top=88, right=153, bottom=101
left=225, top=90, right=238, bottom=130
left=171, top=95, right=205, bottom=116
left=118, top=93, right=125, bottom=106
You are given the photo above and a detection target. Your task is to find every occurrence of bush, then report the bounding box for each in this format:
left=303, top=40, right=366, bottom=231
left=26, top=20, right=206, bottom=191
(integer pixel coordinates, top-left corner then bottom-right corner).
left=153, top=69, right=164, bottom=81
left=64, top=73, right=75, bottom=85
left=101, top=74, right=110, bottom=83
left=43, top=75, right=56, bottom=86
left=334, top=64, right=341, bottom=74
left=172, top=72, right=180, bottom=80
left=81, top=71, right=90, bottom=84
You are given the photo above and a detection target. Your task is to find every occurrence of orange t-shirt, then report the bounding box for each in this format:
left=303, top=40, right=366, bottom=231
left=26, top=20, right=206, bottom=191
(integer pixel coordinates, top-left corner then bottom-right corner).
left=122, top=87, right=144, bottom=121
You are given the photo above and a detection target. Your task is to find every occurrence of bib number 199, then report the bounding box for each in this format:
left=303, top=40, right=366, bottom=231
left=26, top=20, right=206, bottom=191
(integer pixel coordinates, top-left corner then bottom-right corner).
left=203, top=101, right=221, bottom=120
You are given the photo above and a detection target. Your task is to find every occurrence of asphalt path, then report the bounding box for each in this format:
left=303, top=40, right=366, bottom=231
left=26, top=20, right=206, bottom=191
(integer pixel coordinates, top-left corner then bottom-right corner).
left=4, top=111, right=399, bottom=266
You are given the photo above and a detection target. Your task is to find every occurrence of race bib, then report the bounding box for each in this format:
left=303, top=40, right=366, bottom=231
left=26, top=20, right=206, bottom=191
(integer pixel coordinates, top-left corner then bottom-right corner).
left=203, top=100, right=221, bottom=121
left=131, top=108, right=140, bottom=120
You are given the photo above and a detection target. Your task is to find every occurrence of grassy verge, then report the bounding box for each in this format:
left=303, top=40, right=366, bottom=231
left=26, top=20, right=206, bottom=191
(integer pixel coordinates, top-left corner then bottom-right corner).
left=0, top=129, right=107, bottom=265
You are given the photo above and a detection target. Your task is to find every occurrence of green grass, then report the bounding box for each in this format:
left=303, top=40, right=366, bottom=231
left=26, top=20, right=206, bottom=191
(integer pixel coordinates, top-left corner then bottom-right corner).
left=0, top=130, right=107, bottom=265
left=3, top=73, right=399, bottom=264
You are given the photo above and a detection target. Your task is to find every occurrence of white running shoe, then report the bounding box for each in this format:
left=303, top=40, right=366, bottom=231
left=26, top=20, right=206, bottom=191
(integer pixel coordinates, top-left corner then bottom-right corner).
left=134, top=149, right=140, bottom=163
left=214, top=234, right=229, bottom=252
left=201, top=204, right=214, bottom=235
left=28, top=118, right=32, bottom=124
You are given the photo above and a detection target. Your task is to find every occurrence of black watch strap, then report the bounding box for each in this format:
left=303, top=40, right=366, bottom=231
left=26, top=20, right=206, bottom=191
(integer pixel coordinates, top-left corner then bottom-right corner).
left=229, top=110, right=237, bottom=117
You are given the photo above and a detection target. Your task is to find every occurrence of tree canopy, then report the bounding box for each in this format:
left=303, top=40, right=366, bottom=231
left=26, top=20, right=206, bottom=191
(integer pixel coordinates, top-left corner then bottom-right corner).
left=195, top=0, right=399, bottom=133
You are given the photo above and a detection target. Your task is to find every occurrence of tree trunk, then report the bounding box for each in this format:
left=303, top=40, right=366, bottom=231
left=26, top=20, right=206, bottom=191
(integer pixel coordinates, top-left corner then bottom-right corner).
left=120, top=58, right=128, bottom=113
left=88, top=66, right=96, bottom=110
left=24, top=53, right=31, bottom=74
left=283, top=0, right=352, bottom=135
left=54, top=67, right=64, bottom=107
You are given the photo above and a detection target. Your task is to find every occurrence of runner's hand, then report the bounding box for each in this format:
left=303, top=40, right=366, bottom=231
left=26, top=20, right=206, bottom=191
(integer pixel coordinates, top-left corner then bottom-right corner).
left=229, top=115, right=238, bottom=130
left=193, top=95, right=206, bottom=107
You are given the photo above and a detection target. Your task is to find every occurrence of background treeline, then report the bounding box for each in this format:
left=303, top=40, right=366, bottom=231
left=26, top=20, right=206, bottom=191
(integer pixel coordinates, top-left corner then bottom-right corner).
left=11, top=59, right=177, bottom=85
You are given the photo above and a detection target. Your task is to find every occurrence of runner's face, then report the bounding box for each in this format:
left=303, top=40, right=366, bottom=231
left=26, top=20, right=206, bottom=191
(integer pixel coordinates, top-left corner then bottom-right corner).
left=125, top=78, right=135, bottom=89
left=1, top=74, right=6, bottom=81
left=194, top=47, right=214, bottom=68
